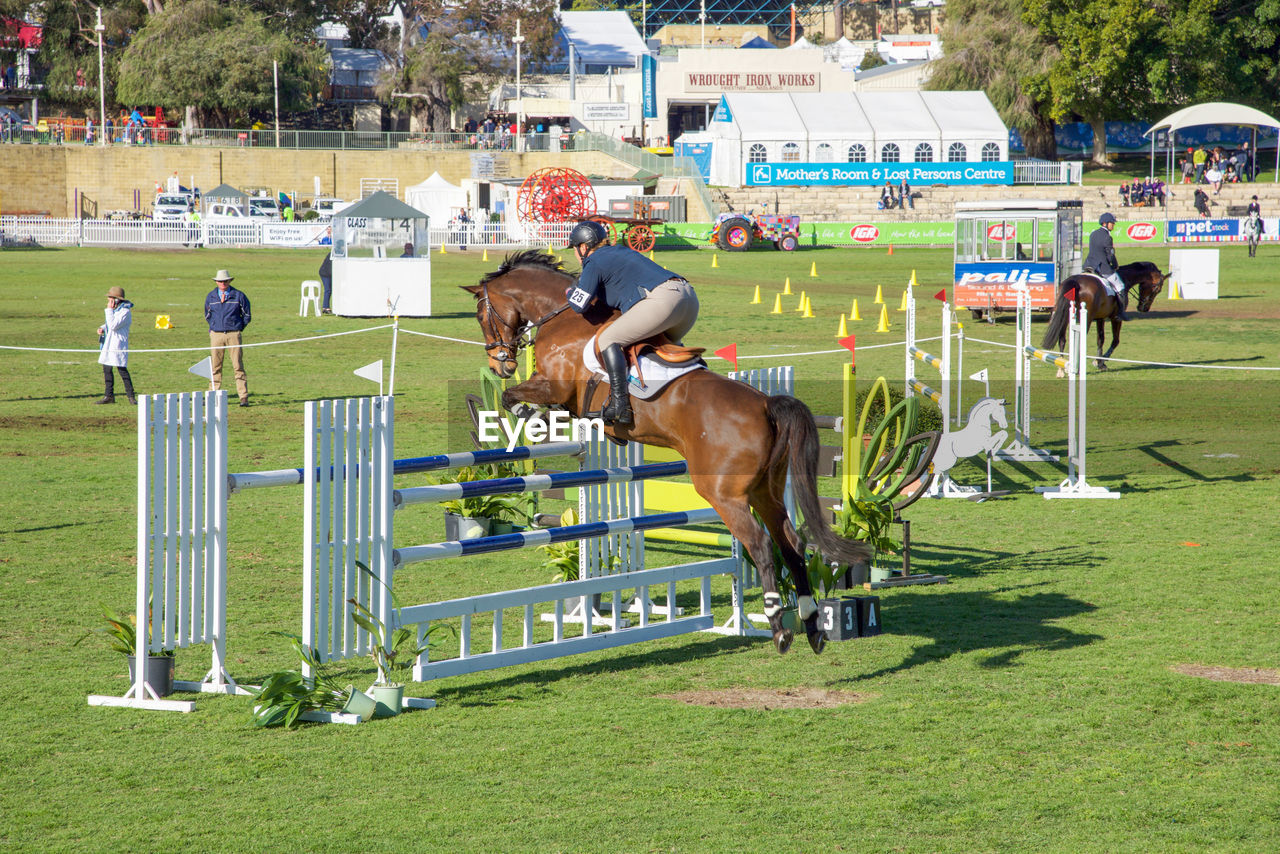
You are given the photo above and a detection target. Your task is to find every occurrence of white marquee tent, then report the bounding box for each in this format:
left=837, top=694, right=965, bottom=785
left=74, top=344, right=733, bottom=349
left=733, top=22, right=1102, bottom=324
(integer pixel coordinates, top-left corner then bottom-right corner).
left=404, top=172, right=468, bottom=226
left=704, top=91, right=1008, bottom=186
left=1144, top=101, right=1280, bottom=183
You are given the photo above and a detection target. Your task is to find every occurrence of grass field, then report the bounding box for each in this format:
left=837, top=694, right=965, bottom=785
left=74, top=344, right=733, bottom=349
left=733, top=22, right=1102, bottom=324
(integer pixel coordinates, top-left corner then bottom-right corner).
left=2, top=241, right=1278, bottom=852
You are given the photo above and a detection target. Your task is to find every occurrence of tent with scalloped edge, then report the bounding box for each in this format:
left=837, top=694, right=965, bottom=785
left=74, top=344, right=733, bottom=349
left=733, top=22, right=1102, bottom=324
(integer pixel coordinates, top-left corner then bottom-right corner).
left=1144, top=102, right=1280, bottom=183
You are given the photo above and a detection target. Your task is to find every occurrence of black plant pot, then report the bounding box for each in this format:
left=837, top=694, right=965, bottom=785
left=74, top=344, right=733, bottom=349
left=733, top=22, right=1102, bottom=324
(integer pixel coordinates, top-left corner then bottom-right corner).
left=126, top=654, right=175, bottom=697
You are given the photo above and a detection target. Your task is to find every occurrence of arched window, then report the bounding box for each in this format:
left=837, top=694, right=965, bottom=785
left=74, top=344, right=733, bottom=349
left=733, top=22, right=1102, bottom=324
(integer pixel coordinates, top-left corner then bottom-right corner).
left=914, top=143, right=934, bottom=163
left=815, top=143, right=834, bottom=162
left=948, top=142, right=967, bottom=162
left=748, top=143, right=767, bottom=163
left=847, top=143, right=867, bottom=163
left=781, top=142, right=801, bottom=162
left=881, top=142, right=900, bottom=162
left=981, top=142, right=1001, bottom=162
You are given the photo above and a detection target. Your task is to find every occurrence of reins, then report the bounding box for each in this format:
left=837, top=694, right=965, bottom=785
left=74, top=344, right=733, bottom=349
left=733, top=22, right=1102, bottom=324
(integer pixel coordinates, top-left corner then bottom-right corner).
left=477, top=281, right=572, bottom=362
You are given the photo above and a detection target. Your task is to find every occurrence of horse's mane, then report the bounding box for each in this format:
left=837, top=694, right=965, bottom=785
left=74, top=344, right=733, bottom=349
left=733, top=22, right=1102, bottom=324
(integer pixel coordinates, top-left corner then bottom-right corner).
left=478, top=249, right=575, bottom=287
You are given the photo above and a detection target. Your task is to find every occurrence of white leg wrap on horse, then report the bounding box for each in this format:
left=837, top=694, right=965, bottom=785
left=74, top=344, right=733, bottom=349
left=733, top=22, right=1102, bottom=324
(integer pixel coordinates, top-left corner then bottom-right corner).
left=763, top=592, right=784, bottom=619
left=797, top=595, right=817, bottom=620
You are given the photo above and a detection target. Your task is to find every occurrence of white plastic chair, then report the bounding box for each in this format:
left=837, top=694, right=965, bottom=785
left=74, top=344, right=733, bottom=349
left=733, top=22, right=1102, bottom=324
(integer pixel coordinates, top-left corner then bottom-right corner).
left=299, top=280, right=322, bottom=317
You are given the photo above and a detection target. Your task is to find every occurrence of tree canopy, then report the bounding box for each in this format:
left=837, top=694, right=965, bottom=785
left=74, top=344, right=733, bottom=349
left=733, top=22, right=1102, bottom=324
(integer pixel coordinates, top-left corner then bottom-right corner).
left=116, top=0, right=327, bottom=127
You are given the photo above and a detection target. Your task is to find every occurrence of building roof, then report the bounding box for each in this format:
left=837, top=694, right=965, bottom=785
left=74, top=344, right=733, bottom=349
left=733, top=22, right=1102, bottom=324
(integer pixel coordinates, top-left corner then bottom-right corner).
left=558, top=11, right=647, bottom=67
left=337, top=191, right=427, bottom=221
left=921, top=90, right=1007, bottom=141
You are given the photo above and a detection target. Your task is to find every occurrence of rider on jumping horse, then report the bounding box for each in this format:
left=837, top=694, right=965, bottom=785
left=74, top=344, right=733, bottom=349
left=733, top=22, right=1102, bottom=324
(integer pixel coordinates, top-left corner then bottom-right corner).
left=566, top=220, right=700, bottom=427
left=1085, top=212, right=1129, bottom=320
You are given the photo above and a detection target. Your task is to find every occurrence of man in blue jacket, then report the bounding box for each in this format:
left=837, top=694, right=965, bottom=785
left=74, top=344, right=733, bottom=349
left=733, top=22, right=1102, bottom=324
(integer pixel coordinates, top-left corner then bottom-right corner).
left=566, top=220, right=699, bottom=426
left=204, top=269, right=252, bottom=406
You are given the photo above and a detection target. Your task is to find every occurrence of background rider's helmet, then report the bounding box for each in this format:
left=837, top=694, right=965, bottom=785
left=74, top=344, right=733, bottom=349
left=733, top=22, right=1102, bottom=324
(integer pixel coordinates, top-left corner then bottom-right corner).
left=1099, top=212, right=1117, bottom=226
left=569, top=220, right=608, bottom=250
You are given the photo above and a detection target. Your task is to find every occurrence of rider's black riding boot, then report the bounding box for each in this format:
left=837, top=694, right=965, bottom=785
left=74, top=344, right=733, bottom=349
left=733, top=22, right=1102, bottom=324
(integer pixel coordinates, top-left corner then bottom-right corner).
left=600, top=344, right=634, bottom=427
left=1118, top=289, right=1131, bottom=321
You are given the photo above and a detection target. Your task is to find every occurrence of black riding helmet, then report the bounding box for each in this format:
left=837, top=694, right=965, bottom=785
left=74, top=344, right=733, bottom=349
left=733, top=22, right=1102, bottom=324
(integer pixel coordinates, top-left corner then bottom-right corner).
left=569, top=220, right=608, bottom=250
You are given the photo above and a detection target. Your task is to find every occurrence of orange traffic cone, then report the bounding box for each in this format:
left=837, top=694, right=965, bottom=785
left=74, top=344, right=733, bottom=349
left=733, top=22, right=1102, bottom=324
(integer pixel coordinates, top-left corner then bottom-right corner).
left=887, top=243, right=894, bottom=256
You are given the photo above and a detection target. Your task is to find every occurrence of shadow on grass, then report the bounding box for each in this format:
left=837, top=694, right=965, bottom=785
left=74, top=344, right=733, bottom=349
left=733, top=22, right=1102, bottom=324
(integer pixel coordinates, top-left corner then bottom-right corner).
left=1131, top=439, right=1257, bottom=486
left=836, top=583, right=1102, bottom=681
left=909, top=543, right=1104, bottom=580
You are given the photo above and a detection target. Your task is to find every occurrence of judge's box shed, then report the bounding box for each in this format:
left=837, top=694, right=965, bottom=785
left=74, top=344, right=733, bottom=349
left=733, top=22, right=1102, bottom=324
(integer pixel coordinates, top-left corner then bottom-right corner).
left=331, top=191, right=432, bottom=317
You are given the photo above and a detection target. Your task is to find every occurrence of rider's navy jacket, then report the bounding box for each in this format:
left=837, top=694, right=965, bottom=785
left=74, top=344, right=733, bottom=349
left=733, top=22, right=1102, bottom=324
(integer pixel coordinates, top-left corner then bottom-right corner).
left=204, top=286, right=252, bottom=332
left=1084, top=226, right=1119, bottom=277
left=568, top=245, right=682, bottom=313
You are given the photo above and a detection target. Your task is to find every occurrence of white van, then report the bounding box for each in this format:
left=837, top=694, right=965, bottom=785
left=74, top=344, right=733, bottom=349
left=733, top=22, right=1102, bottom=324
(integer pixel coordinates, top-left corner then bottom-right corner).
left=152, top=193, right=193, bottom=221
left=248, top=196, right=282, bottom=220
left=312, top=197, right=349, bottom=220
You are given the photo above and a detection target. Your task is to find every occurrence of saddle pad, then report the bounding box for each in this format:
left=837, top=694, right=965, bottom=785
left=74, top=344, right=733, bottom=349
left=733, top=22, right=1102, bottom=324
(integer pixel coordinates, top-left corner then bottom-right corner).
left=1083, top=272, right=1121, bottom=298
left=582, top=340, right=707, bottom=400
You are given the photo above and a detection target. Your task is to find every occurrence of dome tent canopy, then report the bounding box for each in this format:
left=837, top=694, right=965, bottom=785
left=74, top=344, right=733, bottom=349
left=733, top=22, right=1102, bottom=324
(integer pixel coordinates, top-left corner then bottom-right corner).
left=1143, top=101, right=1280, bottom=182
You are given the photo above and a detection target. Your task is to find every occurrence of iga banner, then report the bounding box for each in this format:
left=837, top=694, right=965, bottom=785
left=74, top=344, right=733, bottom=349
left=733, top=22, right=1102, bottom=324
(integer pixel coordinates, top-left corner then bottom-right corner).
left=1114, top=220, right=1165, bottom=244
left=837, top=222, right=955, bottom=245
left=746, top=162, right=1014, bottom=187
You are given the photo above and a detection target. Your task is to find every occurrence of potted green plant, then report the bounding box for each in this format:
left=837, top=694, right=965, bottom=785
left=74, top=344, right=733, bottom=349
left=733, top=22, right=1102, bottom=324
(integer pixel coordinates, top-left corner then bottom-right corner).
left=249, top=631, right=376, bottom=727
left=434, top=465, right=531, bottom=540
left=76, top=604, right=176, bottom=697
left=346, top=562, right=447, bottom=717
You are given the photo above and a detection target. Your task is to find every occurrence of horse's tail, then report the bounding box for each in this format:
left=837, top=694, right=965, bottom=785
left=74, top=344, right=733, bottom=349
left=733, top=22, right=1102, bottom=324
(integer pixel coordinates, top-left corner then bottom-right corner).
left=766, top=396, right=873, bottom=566
left=1042, top=292, right=1071, bottom=350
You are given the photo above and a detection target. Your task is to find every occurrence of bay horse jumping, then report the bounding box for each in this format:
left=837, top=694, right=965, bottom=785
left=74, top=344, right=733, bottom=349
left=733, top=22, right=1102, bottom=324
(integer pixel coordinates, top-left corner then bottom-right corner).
left=464, top=250, right=872, bottom=655
left=1042, top=261, right=1169, bottom=371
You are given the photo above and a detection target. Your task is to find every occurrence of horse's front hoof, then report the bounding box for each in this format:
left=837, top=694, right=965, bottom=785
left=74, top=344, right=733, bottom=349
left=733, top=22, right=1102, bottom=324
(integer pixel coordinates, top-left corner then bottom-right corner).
left=773, top=629, right=793, bottom=654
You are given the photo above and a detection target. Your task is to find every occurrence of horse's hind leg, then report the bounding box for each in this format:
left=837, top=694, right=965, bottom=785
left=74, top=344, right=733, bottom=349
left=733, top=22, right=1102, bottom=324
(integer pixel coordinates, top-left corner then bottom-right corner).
left=702, top=493, right=795, bottom=654
left=1096, top=319, right=1109, bottom=371
left=751, top=485, right=827, bottom=654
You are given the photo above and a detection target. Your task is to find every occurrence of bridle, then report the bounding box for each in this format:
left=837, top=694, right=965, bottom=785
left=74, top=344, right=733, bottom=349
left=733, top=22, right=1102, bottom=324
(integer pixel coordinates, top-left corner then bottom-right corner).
left=477, top=281, right=573, bottom=364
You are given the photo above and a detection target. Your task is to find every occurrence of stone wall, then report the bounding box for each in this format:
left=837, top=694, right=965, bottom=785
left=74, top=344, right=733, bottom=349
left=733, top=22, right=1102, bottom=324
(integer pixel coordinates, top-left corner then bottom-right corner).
left=0, top=145, right=637, bottom=217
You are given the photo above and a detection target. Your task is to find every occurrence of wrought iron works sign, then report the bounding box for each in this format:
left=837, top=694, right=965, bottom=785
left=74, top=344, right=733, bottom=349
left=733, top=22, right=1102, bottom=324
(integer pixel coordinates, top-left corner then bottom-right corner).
left=685, top=72, right=819, bottom=93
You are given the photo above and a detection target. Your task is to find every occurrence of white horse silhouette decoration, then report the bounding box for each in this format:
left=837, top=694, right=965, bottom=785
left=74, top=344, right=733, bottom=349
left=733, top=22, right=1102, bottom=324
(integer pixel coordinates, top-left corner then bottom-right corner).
left=928, top=397, right=1009, bottom=497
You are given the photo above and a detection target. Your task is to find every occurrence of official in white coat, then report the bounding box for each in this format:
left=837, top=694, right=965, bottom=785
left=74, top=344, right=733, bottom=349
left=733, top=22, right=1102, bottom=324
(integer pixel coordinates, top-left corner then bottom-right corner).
left=96, top=285, right=137, bottom=404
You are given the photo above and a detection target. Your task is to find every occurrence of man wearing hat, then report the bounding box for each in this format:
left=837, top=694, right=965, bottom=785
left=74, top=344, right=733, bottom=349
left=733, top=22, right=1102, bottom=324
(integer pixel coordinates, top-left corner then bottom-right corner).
left=96, top=286, right=136, bottom=404
left=204, top=269, right=252, bottom=406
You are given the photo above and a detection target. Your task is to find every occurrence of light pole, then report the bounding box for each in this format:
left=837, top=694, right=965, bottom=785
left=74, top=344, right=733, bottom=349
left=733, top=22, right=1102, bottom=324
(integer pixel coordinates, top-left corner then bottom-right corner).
left=513, top=19, right=525, bottom=154
left=95, top=7, right=106, bottom=147
left=700, top=0, right=707, bottom=48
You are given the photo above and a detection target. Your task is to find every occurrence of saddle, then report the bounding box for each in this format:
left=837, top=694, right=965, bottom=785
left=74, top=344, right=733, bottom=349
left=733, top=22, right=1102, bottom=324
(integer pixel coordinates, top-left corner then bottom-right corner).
left=591, top=320, right=705, bottom=388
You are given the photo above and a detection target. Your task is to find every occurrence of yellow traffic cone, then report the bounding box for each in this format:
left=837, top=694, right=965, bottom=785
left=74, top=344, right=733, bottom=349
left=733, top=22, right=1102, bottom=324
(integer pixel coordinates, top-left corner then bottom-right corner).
left=547, top=243, right=555, bottom=255
left=1168, top=278, right=1182, bottom=300
left=796, top=290, right=807, bottom=312
left=850, top=299, right=862, bottom=321
left=803, top=297, right=815, bottom=319
left=897, top=289, right=909, bottom=312
left=876, top=304, right=891, bottom=332
left=836, top=313, right=848, bottom=338
left=809, top=261, right=818, bottom=278
left=874, top=284, right=884, bottom=304
left=771, top=293, right=783, bottom=314
left=783, top=277, right=793, bottom=295
left=909, top=269, right=918, bottom=288
left=712, top=252, right=719, bottom=268
left=482, top=248, right=489, bottom=262
left=750, top=285, right=761, bottom=305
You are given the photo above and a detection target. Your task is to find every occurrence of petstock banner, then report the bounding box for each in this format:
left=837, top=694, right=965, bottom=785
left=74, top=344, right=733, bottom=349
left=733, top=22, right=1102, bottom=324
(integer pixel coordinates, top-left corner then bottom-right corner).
left=745, top=162, right=1014, bottom=187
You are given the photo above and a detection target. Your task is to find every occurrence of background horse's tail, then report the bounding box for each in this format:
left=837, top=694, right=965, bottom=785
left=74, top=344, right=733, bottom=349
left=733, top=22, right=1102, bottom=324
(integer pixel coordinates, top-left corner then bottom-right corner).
left=766, top=396, right=873, bottom=566
left=1042, top=293, right=1071, bottom=350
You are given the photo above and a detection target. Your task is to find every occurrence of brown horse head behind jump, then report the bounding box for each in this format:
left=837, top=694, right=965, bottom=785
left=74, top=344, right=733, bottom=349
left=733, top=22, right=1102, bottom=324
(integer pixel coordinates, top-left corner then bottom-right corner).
left=1042, top=261, right=1169, bottom=370
left=463, top=250, right=871, bottom=655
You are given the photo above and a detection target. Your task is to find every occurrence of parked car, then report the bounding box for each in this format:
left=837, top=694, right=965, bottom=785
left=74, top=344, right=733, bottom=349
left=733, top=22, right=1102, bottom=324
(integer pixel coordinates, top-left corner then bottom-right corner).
left=311, top=197, right=347, bottom=220
left=152, top=193, right=193, bottom=221
left=204, top=201, right=250, bottom=222
left=248, top=195, right=282, bottom=220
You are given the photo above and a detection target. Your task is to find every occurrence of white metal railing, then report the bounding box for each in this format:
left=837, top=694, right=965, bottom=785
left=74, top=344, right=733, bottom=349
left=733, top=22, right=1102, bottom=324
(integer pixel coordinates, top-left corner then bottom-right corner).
left=1013, top=159, right=1084, bottom=186
left=1, top=216, right=580, bottom=250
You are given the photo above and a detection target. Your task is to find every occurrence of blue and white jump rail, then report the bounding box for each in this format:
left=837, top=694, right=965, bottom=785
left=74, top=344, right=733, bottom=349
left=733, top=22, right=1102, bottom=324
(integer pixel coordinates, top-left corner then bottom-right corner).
left=88, top=377, right=795, bottom=715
